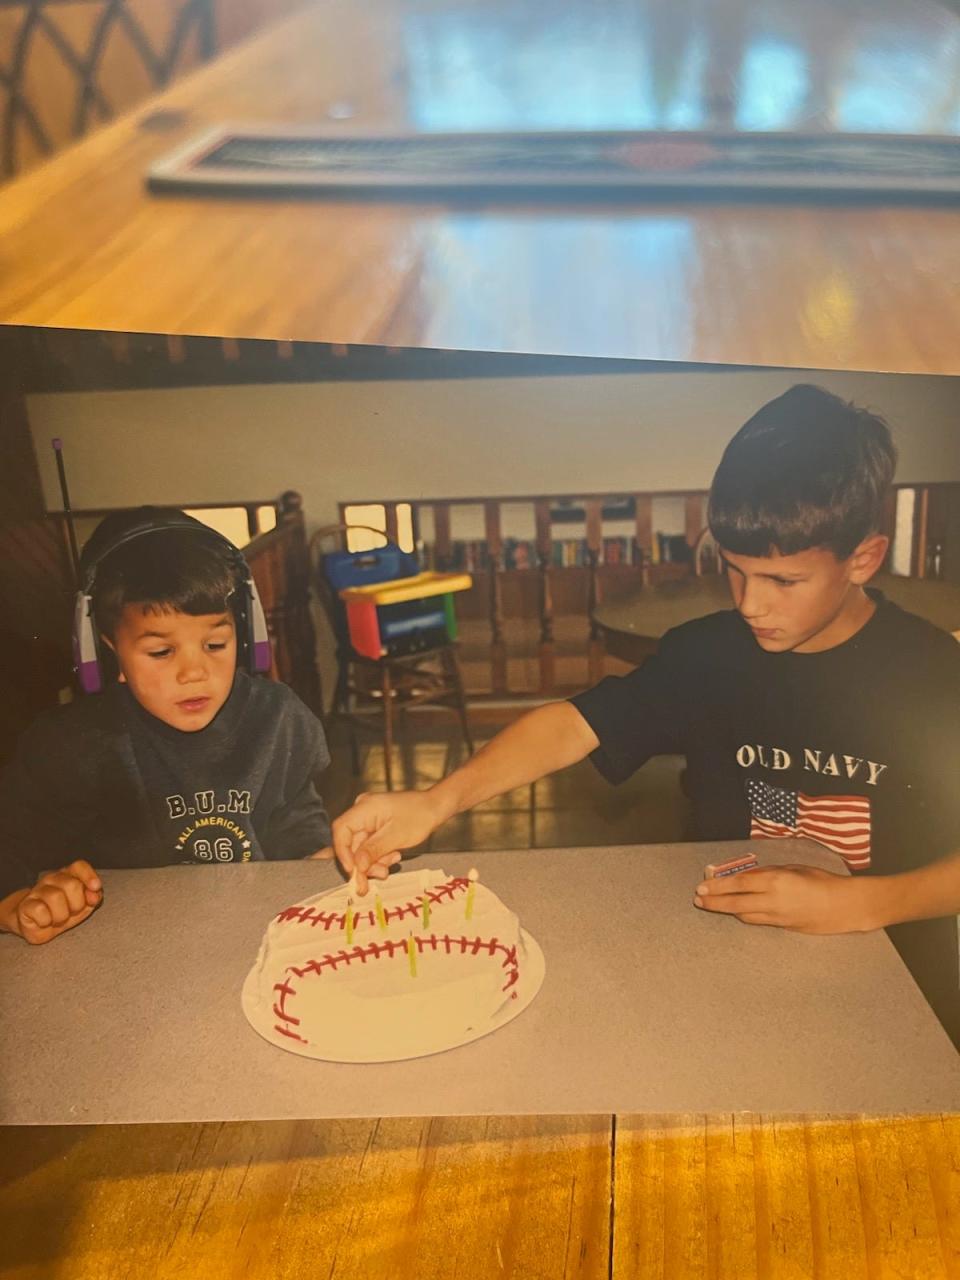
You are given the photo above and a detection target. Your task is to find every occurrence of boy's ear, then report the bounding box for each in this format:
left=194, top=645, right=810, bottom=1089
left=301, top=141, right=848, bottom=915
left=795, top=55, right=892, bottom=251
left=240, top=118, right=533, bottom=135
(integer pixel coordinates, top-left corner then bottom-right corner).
left=100, top=634, right=126, bottom=683
left=848, top=533, right=889, bottom=585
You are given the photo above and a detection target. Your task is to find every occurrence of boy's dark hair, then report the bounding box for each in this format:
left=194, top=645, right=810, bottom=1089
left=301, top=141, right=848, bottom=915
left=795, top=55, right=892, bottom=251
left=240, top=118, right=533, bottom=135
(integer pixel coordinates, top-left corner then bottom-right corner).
left=84, top=508, right=241, bottom=639
left=707, top=384, right=897, bottom=559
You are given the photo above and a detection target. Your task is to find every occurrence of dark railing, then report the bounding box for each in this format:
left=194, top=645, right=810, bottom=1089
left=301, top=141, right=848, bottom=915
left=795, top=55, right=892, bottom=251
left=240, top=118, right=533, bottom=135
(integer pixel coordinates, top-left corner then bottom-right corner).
left=244, top=490, right=322, bottom=715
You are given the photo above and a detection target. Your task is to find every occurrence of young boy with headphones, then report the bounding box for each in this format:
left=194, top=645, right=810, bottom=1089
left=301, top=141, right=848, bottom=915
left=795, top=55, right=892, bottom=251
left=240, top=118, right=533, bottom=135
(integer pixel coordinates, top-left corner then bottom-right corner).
left=0, top=508, right=335, bottom=945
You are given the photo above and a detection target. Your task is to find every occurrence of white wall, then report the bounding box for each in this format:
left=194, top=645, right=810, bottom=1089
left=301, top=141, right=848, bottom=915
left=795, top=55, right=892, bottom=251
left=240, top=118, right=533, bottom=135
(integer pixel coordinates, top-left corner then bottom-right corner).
left=28, top=368, right=960, bottom=528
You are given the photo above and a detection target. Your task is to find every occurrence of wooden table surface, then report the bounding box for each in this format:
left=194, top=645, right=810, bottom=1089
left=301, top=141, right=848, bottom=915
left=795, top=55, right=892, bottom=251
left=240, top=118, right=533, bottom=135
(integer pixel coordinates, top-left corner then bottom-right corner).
left=595, top=572, right=960, bottom=662
left=2, top=1113, right=959, bottom=1278
left=2, top=0, right=960, bottom=373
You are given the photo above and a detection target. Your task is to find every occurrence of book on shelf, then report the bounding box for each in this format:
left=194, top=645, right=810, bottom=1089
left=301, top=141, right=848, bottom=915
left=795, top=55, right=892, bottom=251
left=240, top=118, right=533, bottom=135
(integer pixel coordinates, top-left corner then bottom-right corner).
left=420, top=535, right=647, bottom=571
left=550, top=536, right=638, bottom=567
left=503, top=538, right=535, bottom=570
left=602, top=536, right=635, bottom=565
left=653, top=533, right=694, bottom=566
left=464, top=540, right=491, bottom=571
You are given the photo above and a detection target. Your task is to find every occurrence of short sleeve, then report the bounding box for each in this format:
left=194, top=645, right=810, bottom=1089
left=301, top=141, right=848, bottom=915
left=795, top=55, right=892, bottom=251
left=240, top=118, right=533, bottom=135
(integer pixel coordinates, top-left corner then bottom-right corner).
left=569, top=637, right=692, bottom=786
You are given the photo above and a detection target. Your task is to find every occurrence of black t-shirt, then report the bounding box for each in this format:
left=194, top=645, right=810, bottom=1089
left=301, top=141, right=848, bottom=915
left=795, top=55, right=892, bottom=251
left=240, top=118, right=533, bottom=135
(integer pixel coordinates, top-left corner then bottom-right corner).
left=0, top=671, right=331, bottom=898
left=571, top=593, right=960, bottom=1046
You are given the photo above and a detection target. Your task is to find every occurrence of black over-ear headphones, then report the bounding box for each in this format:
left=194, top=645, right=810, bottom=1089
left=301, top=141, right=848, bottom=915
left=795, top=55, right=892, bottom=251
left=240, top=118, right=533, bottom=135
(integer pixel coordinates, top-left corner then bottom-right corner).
left=73, top=508, right=271, bottom=694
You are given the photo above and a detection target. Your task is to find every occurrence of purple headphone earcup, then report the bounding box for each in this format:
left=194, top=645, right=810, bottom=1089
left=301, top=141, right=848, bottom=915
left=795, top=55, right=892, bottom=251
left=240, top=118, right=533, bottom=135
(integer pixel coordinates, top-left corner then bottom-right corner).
left=246, top=576, right=272, bottom=674
left=73, top=592, right=102, bottom=694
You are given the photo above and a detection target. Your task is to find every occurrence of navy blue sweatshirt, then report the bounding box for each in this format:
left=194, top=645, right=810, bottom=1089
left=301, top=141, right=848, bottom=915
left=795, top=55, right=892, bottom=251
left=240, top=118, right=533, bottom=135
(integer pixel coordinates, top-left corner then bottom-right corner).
left=0, top=671, right=331, bottom=897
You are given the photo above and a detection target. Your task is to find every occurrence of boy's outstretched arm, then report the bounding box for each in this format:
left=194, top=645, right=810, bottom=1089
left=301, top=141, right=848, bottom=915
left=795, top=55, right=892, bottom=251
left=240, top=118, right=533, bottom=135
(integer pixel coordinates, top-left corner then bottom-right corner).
left=694, top=848, right=960, bottom=934
left=0, top=860, right=103, bottom=945
left=331, top=701, right=600, bottom=894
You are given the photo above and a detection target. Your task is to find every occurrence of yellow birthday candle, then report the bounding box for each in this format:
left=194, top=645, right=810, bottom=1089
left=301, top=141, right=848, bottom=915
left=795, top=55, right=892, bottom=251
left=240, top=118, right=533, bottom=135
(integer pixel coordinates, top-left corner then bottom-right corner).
left=465, top=867, right=479, bottom=920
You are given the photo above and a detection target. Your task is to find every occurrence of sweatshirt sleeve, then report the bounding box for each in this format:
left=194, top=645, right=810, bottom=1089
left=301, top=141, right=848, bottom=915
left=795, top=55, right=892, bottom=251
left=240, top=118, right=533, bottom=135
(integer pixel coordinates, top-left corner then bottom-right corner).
left=0, top=711, right=86, bottom=898
left=261, top=702, right=333, bottom=860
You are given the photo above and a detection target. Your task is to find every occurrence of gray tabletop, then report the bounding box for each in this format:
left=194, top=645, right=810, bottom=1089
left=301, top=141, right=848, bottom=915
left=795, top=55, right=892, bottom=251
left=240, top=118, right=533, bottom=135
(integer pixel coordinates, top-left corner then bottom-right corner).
left=2, top=843, right=958, bottom=1125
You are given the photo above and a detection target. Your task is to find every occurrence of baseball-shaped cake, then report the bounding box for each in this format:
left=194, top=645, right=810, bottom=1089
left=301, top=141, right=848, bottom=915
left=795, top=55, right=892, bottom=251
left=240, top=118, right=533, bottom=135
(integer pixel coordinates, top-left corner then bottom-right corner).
left=241, top=866, right=546, bottom=1062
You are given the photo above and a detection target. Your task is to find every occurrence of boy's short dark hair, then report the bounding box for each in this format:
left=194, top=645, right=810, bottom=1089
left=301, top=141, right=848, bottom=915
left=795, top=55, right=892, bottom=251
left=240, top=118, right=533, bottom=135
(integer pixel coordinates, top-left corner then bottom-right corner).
left=707, top=384, right=897, bottom=560
left=84, top=508, right=240, bottom=639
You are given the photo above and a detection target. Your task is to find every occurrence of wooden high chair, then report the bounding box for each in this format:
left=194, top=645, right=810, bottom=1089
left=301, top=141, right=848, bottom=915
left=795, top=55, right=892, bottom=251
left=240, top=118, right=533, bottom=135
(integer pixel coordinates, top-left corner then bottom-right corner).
left=310, top=524, right=474, bottom=791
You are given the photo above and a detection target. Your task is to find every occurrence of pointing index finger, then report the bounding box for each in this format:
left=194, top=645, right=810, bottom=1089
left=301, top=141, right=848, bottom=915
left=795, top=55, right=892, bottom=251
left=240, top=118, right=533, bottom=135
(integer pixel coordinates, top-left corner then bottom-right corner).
left=350, top=831, right=373, bottom=896
left=351, top=857, right=369, bottom=897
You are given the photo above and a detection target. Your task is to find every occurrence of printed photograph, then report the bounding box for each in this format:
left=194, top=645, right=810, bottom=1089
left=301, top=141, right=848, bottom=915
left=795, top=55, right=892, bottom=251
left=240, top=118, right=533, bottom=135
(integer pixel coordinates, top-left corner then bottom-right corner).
left=2, top=326, right=959, bottom=1126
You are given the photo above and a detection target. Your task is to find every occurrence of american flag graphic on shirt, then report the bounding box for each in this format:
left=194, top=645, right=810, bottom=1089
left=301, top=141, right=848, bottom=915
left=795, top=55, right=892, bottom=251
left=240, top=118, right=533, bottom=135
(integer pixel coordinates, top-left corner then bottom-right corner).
left=745, top=779, right=871, bottom=870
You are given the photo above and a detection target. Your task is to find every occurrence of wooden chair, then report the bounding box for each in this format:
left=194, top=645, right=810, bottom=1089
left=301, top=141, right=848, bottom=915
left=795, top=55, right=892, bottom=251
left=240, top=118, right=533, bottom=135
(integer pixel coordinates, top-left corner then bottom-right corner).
left=0, top=0, right=209, bottom=178
left=0, top=0, right=303, bottom=180
left=310, top=524, right=474, bottom=791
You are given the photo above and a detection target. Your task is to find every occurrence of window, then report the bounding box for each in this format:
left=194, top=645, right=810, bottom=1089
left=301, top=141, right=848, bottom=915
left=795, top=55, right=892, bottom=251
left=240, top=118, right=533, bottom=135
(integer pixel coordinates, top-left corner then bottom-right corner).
left=344, top=503, right=414, bottom=552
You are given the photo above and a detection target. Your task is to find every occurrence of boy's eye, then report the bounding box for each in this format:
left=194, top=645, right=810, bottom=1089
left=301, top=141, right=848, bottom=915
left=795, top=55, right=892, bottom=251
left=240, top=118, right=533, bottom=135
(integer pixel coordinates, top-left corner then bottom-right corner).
left=206, top=642, right=228, bottom=652
left=147, top=648, right=172, bottom=659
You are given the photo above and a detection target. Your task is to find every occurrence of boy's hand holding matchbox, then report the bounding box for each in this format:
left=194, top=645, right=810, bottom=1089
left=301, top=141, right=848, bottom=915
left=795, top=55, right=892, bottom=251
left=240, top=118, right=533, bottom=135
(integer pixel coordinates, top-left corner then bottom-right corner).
left=694, top=856, right=879, bottom=935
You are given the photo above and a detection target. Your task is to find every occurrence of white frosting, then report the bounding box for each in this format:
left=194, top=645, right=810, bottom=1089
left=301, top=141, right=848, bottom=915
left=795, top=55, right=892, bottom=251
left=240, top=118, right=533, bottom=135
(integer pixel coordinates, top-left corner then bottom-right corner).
left=241, top=866, right=545, bottom=1062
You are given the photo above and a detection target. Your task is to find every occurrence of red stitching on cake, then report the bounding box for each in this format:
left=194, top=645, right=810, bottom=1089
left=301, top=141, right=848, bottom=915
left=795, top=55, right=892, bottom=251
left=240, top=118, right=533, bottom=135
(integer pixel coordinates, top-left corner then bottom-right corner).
left=274, top=1023, right=308, bottom=1044
left=272, top=978, right=299, bottom=1023
left=275, top=876, right=471, bottom=931
left=272, top=932, right=521, bottom=1045
left=272, top=977, right=309, bottom=1043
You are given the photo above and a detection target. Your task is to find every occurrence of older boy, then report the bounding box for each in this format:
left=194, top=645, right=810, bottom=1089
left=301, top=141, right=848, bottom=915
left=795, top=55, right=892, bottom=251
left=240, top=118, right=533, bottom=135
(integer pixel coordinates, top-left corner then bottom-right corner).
left=0, top=508, right=334, bottom=945
left=330, top=386, right=960, bottom=1046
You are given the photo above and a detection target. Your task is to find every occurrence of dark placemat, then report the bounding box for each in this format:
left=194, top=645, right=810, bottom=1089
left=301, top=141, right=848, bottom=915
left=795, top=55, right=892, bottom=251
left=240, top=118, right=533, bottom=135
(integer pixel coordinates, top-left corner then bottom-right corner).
left=148, top=127, right=960, bottom=197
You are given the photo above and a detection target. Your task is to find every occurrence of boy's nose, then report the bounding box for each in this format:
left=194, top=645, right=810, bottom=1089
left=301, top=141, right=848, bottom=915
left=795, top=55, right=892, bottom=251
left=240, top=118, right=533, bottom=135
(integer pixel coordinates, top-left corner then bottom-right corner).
left=177, top=653, right=208, bottom=681
left=738, top=580, right=768, bottom=620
